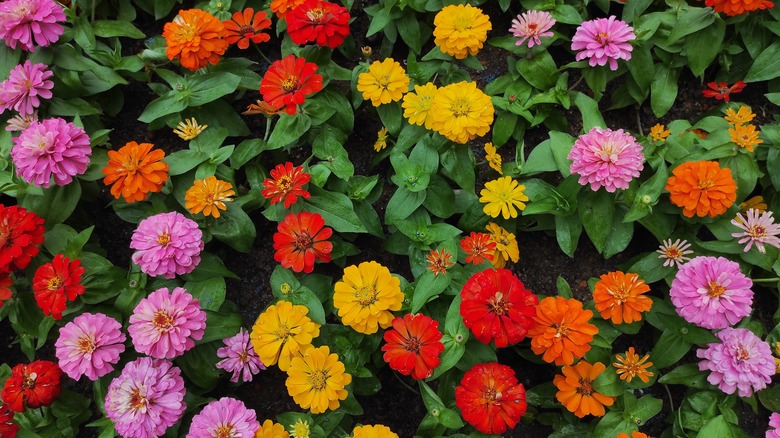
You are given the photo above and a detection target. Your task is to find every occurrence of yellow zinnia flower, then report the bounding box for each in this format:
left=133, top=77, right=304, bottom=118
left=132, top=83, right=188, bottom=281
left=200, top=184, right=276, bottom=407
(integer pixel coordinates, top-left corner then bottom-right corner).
left=256, top=419, right=290, bottom=438
left=724, top=106, right=755, bottom=126
left=285, top=345, right=352, bottom=414
left=485, top=222, right=519, bottom=268
left=484, top=142, right=503, bottom=174
left=649, top=123, right=670, bottom=142
left=353, top=424, right=399, bottom=438
left=184, top=176, right=236, bottom=218
left=356, top=59, right=410, bottom=107
left=173, top=117, right=207, bottom=140
left=289, top=419, right=310, bottom=438
left=402, top=83, right=438, bottom=129
left=250, top=300, right=321, bottom=371
left=433, top=4, right=492, bottom=59
left=479, top=176, right=528, bottom=219
left=740, top=195, right=767, bottom=214
left=374, top=127, right=389, bottom=152
left=729, top=123, right=763, bottom=152
left=429, top=81, right=494, bottom=144
left=333, top=261, right=404, bottom=334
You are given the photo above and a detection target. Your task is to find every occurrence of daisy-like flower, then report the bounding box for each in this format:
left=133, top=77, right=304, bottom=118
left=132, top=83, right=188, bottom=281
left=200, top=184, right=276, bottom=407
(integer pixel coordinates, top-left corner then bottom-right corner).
left=433, top=4, right=492, bottom=59
left=186, top=397, right=259, bottom=438
left=173, top=117, right=207, bottom=140
left=701, top=0, right=773, bottom=15
left=0, top=272, right=13, bottom=309
left=429, top=81, right=494, bottom=144
left=554, top=361, right=615, bottom=418
left=262, top=162, right=311, bottom=208
left=402, top=83, right=438, bottom=129
left=243, top=100, right=285, bottom=116
left=455, top=362, right=527, bottom=434
left=32, top=254, right=85, bottom=320
left=592, top=271, right=652, bottom=324
left=702, top=81, right=746, bottom=102
left=5, top=111, right=38, bottom=132
left=0, top=0, right=66, bottom=52
left=731, top=209, right=780, bottom=254
left=184, top=176, right=236, bottom=218
left=357, top=58, right=410, bottom=107
left=1, top=360, right=62, bottom=412
left=12, top=118, right=92, bottom=188
left=55, top=313, right=125, bottom=381
left=270, top=0, right=305, bottom=19
left=273, top=212, right=333, bottom=273
left=729, top=123, right=763, bottom=152
left=740, top=195, right=767, bottom=213
left=571, top=16, right=635, bottom=71
left=257, top=419, right=290, bottom=438
left=484, top=142, right=503, bottom=174
left=614, top=347, right=654, bottom=383
left=509, top=10, right=555, bottom=48
left=128, top=287, right=207, bottom=359
left=669, top=256, right=753, bottom=329
left=617, top=433, right=650, bottom=438
left=285, top=345, right=352, bottom=414
left=163, top=9, right=229, bottom=71
left=460, top=232, right=496, bottom=265
left=0, top=61, right=53, bottom=116
left=374, top=127, right=389, bottom=152
left=426, top=248, right=455, bottom=276
left=485, top=222, right=519, bottom=268
left=656, top=238, right=693, bottom=267
left=130, top=211, right=204, bottom=278
left=289, top=419, right=310, bottom=438
left=250, top=300, right=321, bottom=371
left=697, top=328, right=774, bottom=397
left=260, top=55, right=323, bottom=115
left=528, top=296, right=598, bottom=365
left=102, top=141, right=169, bottom=203
left=479, top=176, right=529, bottom=219
left=352, top=425, right=398, bottom=438
left=769, top=413, right=780, bottom=438
left=333, top=261, right=404, bottom=334
left=216, top=328, right=266, bottom=383
left=105, top=358, right=186, bottom=438
left=665, top=160, right=737, bottom=218
left=0, top=403, right=18, bottom=438
left=649, top=123, right=671, bottom=142
left=568, top=127, right=645, bottom=193
left=223, top=8, right=271, bottom=49
left=0, top=205, right=45, bottom=273
left=725, top=106, right=756, bottom=126
left=286, top=0, right=350, bottom=49
left=382, top=314, right=444, bottom=380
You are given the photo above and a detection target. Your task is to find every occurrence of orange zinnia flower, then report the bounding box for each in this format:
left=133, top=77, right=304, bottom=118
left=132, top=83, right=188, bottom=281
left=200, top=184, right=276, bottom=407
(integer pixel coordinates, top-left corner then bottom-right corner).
left=426, top=248, right=455, bottom=276
left=614, top=347, right=654, bottom=383
left=102, top=142, right=169, bottom=203
left=729, top=123, right=763, bottom=152
left=260, top=55, right=323, bottom=115
left=665, top=160, right=737, bottom=218
left=163, top=9, right=229, bottom=71
left=700, top=0, right=773, bottom=15
left=223, top=8, right=271, bottom=49
left=460, top=232, right=495, bottom=265
left=262, top=162, right=311, bottom=208
left=270, top=0, right=306, bottom=19
left=554, top=360, right=615, bottom=418
left=617, top=432, right=650, bottom=438
left=528, top=297, right=598, bottom=366
left=382, top=313, right=444, bottom=380
left=184, top=176, right=236, bottom=218
left=592, top=271, right=652, bottom=324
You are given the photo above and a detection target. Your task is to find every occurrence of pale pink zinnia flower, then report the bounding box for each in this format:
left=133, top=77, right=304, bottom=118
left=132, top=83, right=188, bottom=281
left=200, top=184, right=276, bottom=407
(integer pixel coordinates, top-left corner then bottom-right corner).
left=567, top=127, right=644, bottom=192
left=669, top=256, right=753, bottom=330
left=768, top=413, right=780, bottom=438
left=55, top=313, right=125, bottom=381
left=656, top=238, right=693, bottom=267
left=509, top=10, right=556, bottom=48
left=105, top=357, right=186, bottom=438
left=571, top=16, right=635, bottom=71
left=128, top=287, right=207, bottom=359
left=216, top=328, right=266, bottom=383
left=731, top=209, right=780, bottom=254
left=0, top=61, right=53, bottom=116
left=5, top=111, right=38, bottom=132
left=130, top=211, right=204, bottom=279
left=697, top=328, right=774, bottom=398
left=186, top=397, right=259, bottom=438
left=0, top=0, right=66, bottom=52
left=11, top=117, right=92, bottom=188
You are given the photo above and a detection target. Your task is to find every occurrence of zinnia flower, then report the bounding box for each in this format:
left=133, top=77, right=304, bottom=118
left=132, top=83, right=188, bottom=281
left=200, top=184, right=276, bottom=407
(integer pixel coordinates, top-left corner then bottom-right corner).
left=702, top=0, right=774, bottom=16
left=374, top=127, right=389, bottom=152
left=55, top=313, right=125, bottom=381
left=571, top=16, right=635, bottom=71
left=128, top=287, right=207, bottom=359
left=333, top=261, right=404, bottom=334
left=768, top=413, right=780, bottom=438
left=243, top=100, right=284, bottom=116
left=223, top=8, right=271, bottom=49
left=484, top=142, right=502, bottom=174
left=185, top=176, right=236, bottom=218
left=262, top=162, right=311, bottom=208
left=697, top=328, right=774, bottom=397
left=509, top=10, right=555, bottom=48
left=617, top=433, right=649, bottom=438
left=0, top=0, right=66, bottom=52
left=729, top=123, right=763, bottom=152
left=665, top=160, right=737, bottom=218
left=102, top=141, right=169, bottom=203
left=270, top=0, right=305, bottom=19
left=130, top=211, right=204, bottom=279
left=479, top=176, right=528, bottom=219
left=382, top=314, right=444, bottom=380
left=0, top=204, right=44, bottom=272
left=460, top=231, right=495, bottom=264
left=216, top=328, right=266, bottom=383
left=429, top=81, right=494, bottom=144
left=455, top=362, right=527, bottom=434
left=163, top=8, right=229, bottom=71
left=0, top=61, right=53, bottom=116
left=433, top=4, right=492, bottom=59
left=554, top=361, right=614, bottom=417
left=173, top=117, right=207, bottom=140
left=273, top=211, right=333, bottom=274
left=1, top=360, right=62, bottom=412
left=529, top=296, right=598, bottom=365
left=257, top=419, right=290, bottom=438
left=250, top=300, right=321, bottom=371
left=105, top=358, right=186, bottom=438
left=186, top=397, right=259, bottom=438
left=285, top=345, right=351, bottom=414
left=260, top=55, right=323, bottom=114
left=649, top=123, right=670, bottom=142
left=352, top=425, right=398, bottom=438
left=402, top=83, right=437, bottom=129
left=614, top=347, right=654, bottom=383
left=568, top=127, right=644, bottom=193
left=0, top=403, right=18, bottom=438
left=11, top=117, right=91, bottom=188
left=656, top=238, right=693, bottom=267
left=289, top=419, right=309, bottom=438
left=32, top=254, right=85, bottom=320
left=740, top=195, right=767, bottom=213
left=702, top=81, right=746, bottom=101
left=5, top=111, right=38, bottom=132
left=669, top=256, right=753, bottom=329
left=0, top=272, right=13, bottom=309
left=592, top=271, right=652, bottom=324
left=426, top=248, right=454, bottom=276
left=460, top=268, right=538, bottom=347
left=725, top=106, right=755, bottom=126
left=286, top=0, right=350, bottom=49
left=731, top=209, right=780, bottom=254
left=485, top=222, right=519, bottom=268
left=357, top=58, right=410, bottom=107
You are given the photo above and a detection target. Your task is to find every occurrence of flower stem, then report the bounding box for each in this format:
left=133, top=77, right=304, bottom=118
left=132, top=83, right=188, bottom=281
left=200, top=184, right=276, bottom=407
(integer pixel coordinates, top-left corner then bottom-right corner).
left=263, top=117, right=272, bottom=143
left=253, top=44, right=273, bottom=65
left=753, top=277, right=780, bottom=283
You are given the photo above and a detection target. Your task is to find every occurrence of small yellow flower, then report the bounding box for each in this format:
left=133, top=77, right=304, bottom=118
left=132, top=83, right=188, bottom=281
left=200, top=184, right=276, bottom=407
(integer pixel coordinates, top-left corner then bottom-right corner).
left=357, top=59, right=410, bottom=107
left=402, top=83, right=438, bottom=129
left=479, top=176, right=529, bottom=219
left=256, top=419, right=290, bottom=438
left=429, top=81, right=494, bottom=144
left=433, top=4, right=492, bottom=59
left=649, top=123, right=670, bottom=142
left=724, top=106, right=756, bottom=127
left=184, top=176, right=236, bottom=218
left=374, top=127, right=389, bottom=152
left=250, top=300, right=321, bottom=371
left=289, top=419, right=310, bottom=438
left=729, top=123, right=763, bottom=152
left=484, top=142, right=503, bottom=174
left=333, top=261, right=404, bottom=334
left=285, top=345, right=352, bottom=414
left=353, top=424, right=399, bottom=438
left=173, top=117, right=207, bottom=140
left=614, top=347, right=654, bottom=383
left=485, top=222, right=519, bottom=268
left=740, top=195, right=767, bottom=214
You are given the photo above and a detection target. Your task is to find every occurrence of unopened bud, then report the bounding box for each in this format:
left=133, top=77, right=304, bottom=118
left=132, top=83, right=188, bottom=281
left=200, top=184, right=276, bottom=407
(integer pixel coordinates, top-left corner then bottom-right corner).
left=641, top=195, right=652, bottom=204
left=280, top=283, right=292, bottom=296
left=361, top=46, right=372, bottom=58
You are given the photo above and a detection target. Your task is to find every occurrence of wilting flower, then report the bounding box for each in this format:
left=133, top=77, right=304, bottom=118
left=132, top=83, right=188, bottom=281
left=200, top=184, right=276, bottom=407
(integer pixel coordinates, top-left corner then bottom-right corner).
left=725, top=106, right=756, bottom=126
left=0, top=403, right=18, bottom=438
left=102, top=141, right=169, bottom=203
left=614, top=347, right=654, bottom=383
left=0, top=273, right=13, bottom=309
left=374, top=127, right=389, bottom=152
left=163, top=9, right=229, bottom=71
left=554, top=361, right=614, bottom=417
left=256, top=419, right=290, bottom=438
left=731, top=209, right=780, bottom=253
left=769, top=413, right=780, bottom=438
left=186, top=397, right=259, bottom=438
left=460, top=232, right=496, bottom=265
left=333, top=261, right=404, bottom=334
left=130, top=212, right=204, bottom=279
left=479, top=176, right=528, bottom=219
left=426, top=248, right=455, bottom=276
left=270, top=0, right=305, bottom=19
left=1, top=360, right=62, bottom=412
left=670, top=256, right=753, bottom=329
left=455, top=362, right=527, bottom=434
left=0, top=205, right=45, bottom=273
left=402, top=83, right=437, bottom=129
left=262, top=162, right=311, bottom=208
left=12, top=118, right=91, bottom=188
left=730, top=123, right=763, bottom=152
left=433, top=4, right=492, bottom=59
left=665, top=160, right=737, bottom=218
left=260, top=55, right=323, bottom=114
left=697, top=328, right=774, bottom=397
left=185, top=176, right=236, bottom=218
left=740, top=195, right=767, bottom=213
left=430, top=81, right=494, bottom=144
left=243, top=100, right=284, bottom=116
left=382, top=314, right=444, bottom=380
left=702, top=81, right=746, bottom=102
left=285, top=345, right=351, bottom=414
left=357, top=58, right=410, bottom=107
left=509, top=10, right=555, bottom=48
left=55, top=313, right=125, bottom=381
left=352, top=425, right=398, bottom=438
left=0, top=61, right=53, bottom=116
left=571, top=16, right=635, bottom=71
left=529, top=297, right=598, bottom=365
left=250, top=300, right=321, bottom=371
left=0, top=0, right=66, bottom=51
left=649, top=123, right=670, bottom=142
left=592, top=271, right=652, bottom=324
left=223, top=8, right=271, bottom=49
left=32, top=254, right=85, bottom=320
left=484, top=142, right=503, bottom=174
left=701, top=0, right=773, bottom=16
left=273, top=212, right=333, bottom=273
left=657, top=238, right=693, bottom=267
left=216, top=328, right=265, bottom=383
left=5, top=111, right=38, bottom=132
left=286, top=0, right=350, bottom=48
left=485, top=222, right=519, bottom=268
left=568, top=127, right=644, bottom=193
left=173, top=117, right=207, bottom=140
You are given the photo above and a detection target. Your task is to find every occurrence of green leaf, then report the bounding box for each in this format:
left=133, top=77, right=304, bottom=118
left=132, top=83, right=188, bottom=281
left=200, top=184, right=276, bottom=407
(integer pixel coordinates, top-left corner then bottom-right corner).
left=686, top=18, right=725, bottom=78
left=696, top=416, right=735, bottom=438
left=304, top=186, right=367, bottom=233
left=759, top=384, right=780, bottom=411
left=385, top=188, right=426, bottom=224
left=577, top=190, right=614, bottom=254
left=377, top=101, right=403, bottom=135
left=18, top=181, right=81, bottom=226
left=199, top=310, right=243, bottom=344
left=411, top=271, right=450, bottom=312
left=651, top=329, right=691, bottom=369
left=92, top=20, right=145, bottom=38
left=492, top=111, right=518, bottom=147
left=184, top=277, right=226, bottom=311
left=440, top=143, right=475, bottom=191
left=555, top=214, right=582, bottom=257
left=267, top=113, right=311, bottom=150
left=745, top=40, right=780, bottom=82
left=312, top=125, right=353, bottom=181
left=188, top=73, right=241, bottom=106
left=176, top=343, right=221, bottom=389
left=627, top=44, right=654, bottom=97
left=137, top=92, right=187, bottom=123
left=667, top=7, right=715, bottom=44
left=629, top=395, right=663, bottom=424
left=650, top=64, right=680, bottom=117
left=166, top=150, right=207, bottom=176
left=209, top=203, right=257, bottom=253
left=423, top=175, right=456, bottom=218
left=658, top=363, right=709, bottom=388
left=517, top=51, right=558, bottom=90
left=549, top=131, right=576, bottom=176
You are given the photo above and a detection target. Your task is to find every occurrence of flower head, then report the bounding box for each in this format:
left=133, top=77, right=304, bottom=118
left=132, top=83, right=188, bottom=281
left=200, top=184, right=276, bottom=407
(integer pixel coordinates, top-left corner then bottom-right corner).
left=163, top=9, right=229, bottom=71
left=374, top=127, right=389, bottom=152
left=433, top=4, right=492, bottom=59
left=262, top=162, right=311, bottom=208
left=273, top=212, right=333, bottom=273
left=286, top=0, right=350, bottom=48
left=402, top=83, right=438, bottom=129
left=0, top=205, right=45, bottom=272
left=290, top=418, right=310, bottom=438
left=285, top=345, right=352, bottom=414
left=455, top=362, right=527, bottom=434
left=656, top=238, right=693, bottom=267
left=593, top=271, right=652, bottom=324
left=217, top=328, right=266, bottom=383
left=554, top=361, right=615, bottom=417
left=729, top=123, right=763, bottom=152
left=701, top=0, right=773, bottom=15
left=697, top=328, right=774, bottom=397
left=0, top=403, right=18, bottom=437
left=185, top=176, right=235, bottom=218
left=429, top=81, right=494, bottom=144
left=173, top=118, right=207, bottom=140
left=270, top=0, right=305, bottom=19
left=130, top=212, right=204, bottom=278
left=529, top=296, right=598, bottom=365
left=352, top=425, right=398, bottom=438
left=12, top=118, right=91, bottom=188
left=725, top=106, right=755, bottom=126
left=5, top=111, right=38, bottom=132
left=485, top=222, right=519, bottom=268
left=426, top=248, right=455, bottom=276
left=509, top=10, right=555, bottom=48
left=382, top=314, right=444, bottom=380
left=0, top=61, right=53, bottom=116
left=568, top=127, right=645, bottom=192
left=223, top=8, right=271, bottom=49
left=740, top=195, right=767, bottom=214
left=460, top=232, right=496, bottom=265
left=614, top=347, right=654, bottom=383
left=731, top=209, right=780, bottom=254
left=257, top=420, right=290, bottom=438
left=243, top=100, right=285, bottom=117
left=702, top=81, right=746, bottom=102
left=250, top=300, right=321, bottom=371
left=55, top=313, right=125, bottom=381
left=0, top=0, right=66, bottom=51
left=479, top=176, right=528, bottom=219
left=571, top=16, right=635, bottom=71
left=32, top=254, right=85, bottom=320
left=102, top=141, right=169, bottom=203
left=260, top=55, right=323, bottom=115
left=186, top=397, right=259, bottom=438
left=484, top=142, right=503, bottom=174
left=649, top=123, right=670, bottom=142
left=769, top=413, right=780, bottom=438
left=333, top=261, right=404, bottom=334
left=665, top=160, right=737, bottom=218
left=1, top=360, right=62, bottom=412
left=617, top=433, right=649, bottom=438
left=357, top=59, right=410, bottom=107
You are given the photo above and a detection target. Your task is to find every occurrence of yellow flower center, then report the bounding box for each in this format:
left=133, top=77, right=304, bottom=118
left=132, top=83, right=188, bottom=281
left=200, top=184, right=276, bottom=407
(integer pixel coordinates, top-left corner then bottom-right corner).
left=665, top=247, right=681, bottom=259
left=275, top=322, right=291, bottom=342
left=47, top=276, right=63, bottom=291
left=453, top=15, right=473, bottom=31
left=308, top=370, right=328, bottom=390
left=450, top=97, right=471, bottom=117
left=152, top=310, right=174, bottom=331
left=481, top=386, right=501, bottom=406
left=576, top=378, right=594, bottom=396
left=736, top=347, right=750, bottom=362
left=215, top=425, right=235, bottom=438
left=552, top=323, right=569, bottom=338
left=595, top=32, right=610, bottom=45
left=282, top=76, right=299, bottom=93
left=22, top=372, right=37, bottom=389
left=129, top=388, right=147, bottom=410
left=157, top=232, right=171, bottom=247
left=707, top=281, right=726, bottom=298
left=488, top=292, right=510, bottom=316
left=697, top=178, right=715, bottom=190
left=77, top=335, right=96, bottom=353
left=355, top=285, right=378, bottom=307
left=174, top=21, right=197, bottom=42
left=609, top=284, right=630, bottom=304
left=307, top=8, right=324, bottom=22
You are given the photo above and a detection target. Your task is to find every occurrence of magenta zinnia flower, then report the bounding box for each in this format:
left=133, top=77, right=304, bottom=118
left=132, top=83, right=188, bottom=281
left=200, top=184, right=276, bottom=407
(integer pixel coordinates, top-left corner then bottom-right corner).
left=567, top=127, right=644, bottom=192
left=11, top=117, right=92, bottom=188
left=571, top=16, right=635, bottom=71
left=105, top=358, right=186, bottom=438
left=55, top=313, right=126, bottom=381
left=130, top=212, right=204, bottom=279
left=0, top=61, right=53, bottom=116
left=186, top=397, right=259, bottom=438
left=768, top=413, right=780, bottom=438
left=731, top=209, right=780, bottom=254
left=697, top=328, right=774, bottom=398
left=217, top=328, right=265, bottom=383
left=509, top=10, right=555, bottom=48
left=0, top=0, right=66, bottom=52
left=669, top=256, right=753, bottom=330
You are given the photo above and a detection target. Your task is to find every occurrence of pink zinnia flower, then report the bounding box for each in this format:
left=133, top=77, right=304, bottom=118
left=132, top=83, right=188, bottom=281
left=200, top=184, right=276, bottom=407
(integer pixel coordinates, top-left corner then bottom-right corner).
left=509, top=10, right=556, bottom=48
left=768, top=413, right=780, bottom=438
left=731, top=209, right=780, bottom=254
left=186, top=397, right=259, bottom=438
left=130, top=211, right=204, bottom=279
left=105, top=358, right=186, bottom=438
left=571, top=16, right=635, bottom=71
left=697, top=328, right=774, bottom=397
left=0, top=0, right=66, bottom=52
left=216, top=328, right=265, bottom=383
left=5, top=111, right=38, bottom=132
left=0, top=61, right=53, bottom=116
left=55, top=313, right=126, bottom=381
left=11, top=117, right=91, bottom=188
left=669, top=256, right=753, bottom=330
left=567, top=127, right=644, bottom=192
left=128, top=287, right=206, bottom=359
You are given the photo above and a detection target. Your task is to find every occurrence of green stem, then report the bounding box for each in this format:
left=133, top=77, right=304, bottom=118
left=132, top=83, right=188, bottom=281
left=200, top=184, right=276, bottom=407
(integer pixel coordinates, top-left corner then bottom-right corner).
left=753, top=277, right=780, bottom=283
left=253, top=43, right=273, bottom=65
left=263, top=117, right=272, bottom=143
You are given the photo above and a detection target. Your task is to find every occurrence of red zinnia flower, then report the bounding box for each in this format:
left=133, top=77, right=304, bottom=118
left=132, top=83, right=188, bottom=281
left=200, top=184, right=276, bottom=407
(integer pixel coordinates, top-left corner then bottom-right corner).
left=382, top=314, right=444, bottom=380
left=223, top=8, right=272, bottom=49
left=262, top=162, right=312, bottom=208
left=702, top=81, right=746, bottom=102
left=0, top=205, right=45, bottom=273
left=260, top=55, right=323, bottom=115
left=460, top=232, right=496, bottom=264
left=0, top=403, right=18, bottom=437
left=0, top=272, right=13, bottom=309
left=286, top=0, right=351, bottom=49
left=273, top=212, right=333, bottom=273
left=460, top=268, right=538, bottom=347
left=455, top=362, right=527, bottom=434
left=1, top=360, right=63, bottom=412
left=32, top=254, right=86, bottom=320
